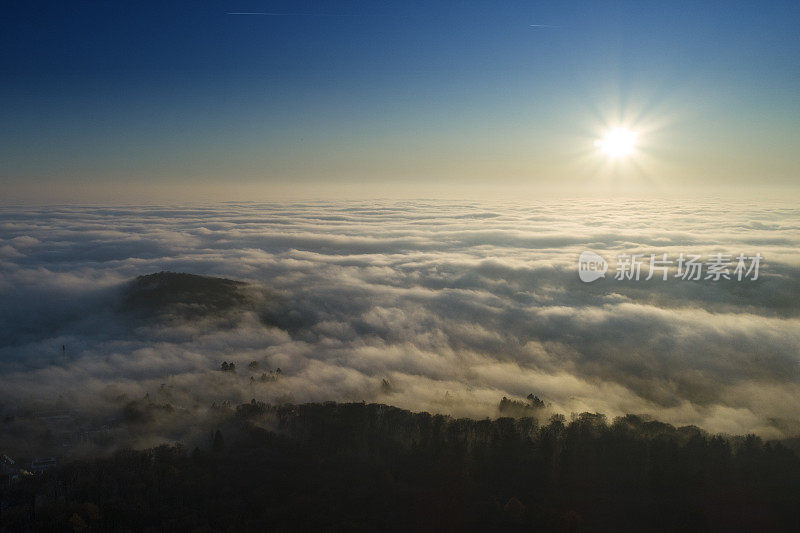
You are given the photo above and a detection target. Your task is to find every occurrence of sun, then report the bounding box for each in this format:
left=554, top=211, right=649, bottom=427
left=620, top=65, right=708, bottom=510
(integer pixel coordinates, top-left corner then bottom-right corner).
left=595, top=128, right=638, bottom=159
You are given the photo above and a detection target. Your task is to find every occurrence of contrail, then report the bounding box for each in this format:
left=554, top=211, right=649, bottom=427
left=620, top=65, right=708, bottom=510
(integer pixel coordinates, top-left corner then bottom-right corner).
left=226, top=12, right=354, bottom=17
left=529, top=24, right=562, bottom=28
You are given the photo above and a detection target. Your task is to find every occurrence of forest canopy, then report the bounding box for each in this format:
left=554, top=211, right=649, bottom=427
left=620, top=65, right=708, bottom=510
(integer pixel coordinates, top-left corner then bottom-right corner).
left=3, top=400, right=799, bottom=532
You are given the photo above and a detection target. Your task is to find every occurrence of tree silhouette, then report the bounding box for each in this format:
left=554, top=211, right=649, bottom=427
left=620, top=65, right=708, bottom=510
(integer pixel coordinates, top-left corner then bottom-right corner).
left=212, top=429, right=224, bottom=453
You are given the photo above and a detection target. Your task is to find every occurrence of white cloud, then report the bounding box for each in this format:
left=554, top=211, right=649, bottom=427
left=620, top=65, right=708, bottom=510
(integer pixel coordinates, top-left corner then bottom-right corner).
left=0, top=199, right=798, bottom=438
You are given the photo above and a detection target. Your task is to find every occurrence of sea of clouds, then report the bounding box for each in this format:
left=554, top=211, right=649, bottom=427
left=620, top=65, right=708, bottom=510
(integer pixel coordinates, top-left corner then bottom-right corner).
left=1, top=199, right=799, bottom=440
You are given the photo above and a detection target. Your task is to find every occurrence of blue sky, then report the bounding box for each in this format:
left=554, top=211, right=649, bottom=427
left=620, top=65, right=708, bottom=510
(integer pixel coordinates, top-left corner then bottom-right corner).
left=2, top=0, right=799, bottom=200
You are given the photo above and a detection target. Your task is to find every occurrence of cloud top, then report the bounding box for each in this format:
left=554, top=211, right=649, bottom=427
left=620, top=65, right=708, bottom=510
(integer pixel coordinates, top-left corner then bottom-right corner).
left=1, top=199, right=798, bottom=439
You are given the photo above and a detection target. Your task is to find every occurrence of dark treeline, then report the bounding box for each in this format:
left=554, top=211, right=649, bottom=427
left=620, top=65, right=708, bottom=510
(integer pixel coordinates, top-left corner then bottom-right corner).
left=3, top=401, right=800, bottom=532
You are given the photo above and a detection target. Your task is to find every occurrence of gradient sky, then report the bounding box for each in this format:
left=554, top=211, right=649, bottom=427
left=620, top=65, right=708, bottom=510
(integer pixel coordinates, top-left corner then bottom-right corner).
left=2, top=0, right=799, bottom=200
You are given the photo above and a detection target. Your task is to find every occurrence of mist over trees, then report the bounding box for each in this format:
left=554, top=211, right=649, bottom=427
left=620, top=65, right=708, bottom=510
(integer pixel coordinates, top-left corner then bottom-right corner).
left=2, top=202, right=800, bottom=436
left=121, top=272, right=252, bottom=320
left=1, top=202, right=800, bottom=530
left=3, top=401, right=800, bottom=532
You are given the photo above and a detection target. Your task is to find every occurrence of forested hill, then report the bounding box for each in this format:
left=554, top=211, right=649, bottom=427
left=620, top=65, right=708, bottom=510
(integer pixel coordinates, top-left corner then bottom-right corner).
left=120, top=271, right=251, bottom=319
left=3, top=401, right=800, bottom=532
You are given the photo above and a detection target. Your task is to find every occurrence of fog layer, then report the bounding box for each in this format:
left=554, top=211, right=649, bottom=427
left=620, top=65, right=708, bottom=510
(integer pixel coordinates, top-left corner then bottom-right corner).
left=1, top=199, right=798, bottom=438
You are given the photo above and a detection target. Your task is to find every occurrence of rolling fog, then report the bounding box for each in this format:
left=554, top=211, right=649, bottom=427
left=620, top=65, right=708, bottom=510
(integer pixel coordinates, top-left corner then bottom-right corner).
left=1, top=199, right=799, bottom=448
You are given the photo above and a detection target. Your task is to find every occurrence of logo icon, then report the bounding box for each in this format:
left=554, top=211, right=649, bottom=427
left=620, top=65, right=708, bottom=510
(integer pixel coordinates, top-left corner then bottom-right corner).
left=578, top=251, right=608, bottom=282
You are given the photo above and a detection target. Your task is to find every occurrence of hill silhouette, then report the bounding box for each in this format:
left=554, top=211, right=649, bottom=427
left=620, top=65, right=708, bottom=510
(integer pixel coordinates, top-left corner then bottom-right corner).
left=120, top=272, right=251, bottom=319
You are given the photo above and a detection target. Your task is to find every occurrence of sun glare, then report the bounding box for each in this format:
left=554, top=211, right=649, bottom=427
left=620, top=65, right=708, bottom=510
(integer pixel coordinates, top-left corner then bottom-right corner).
left=595, top=128, right=638, bottom=159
